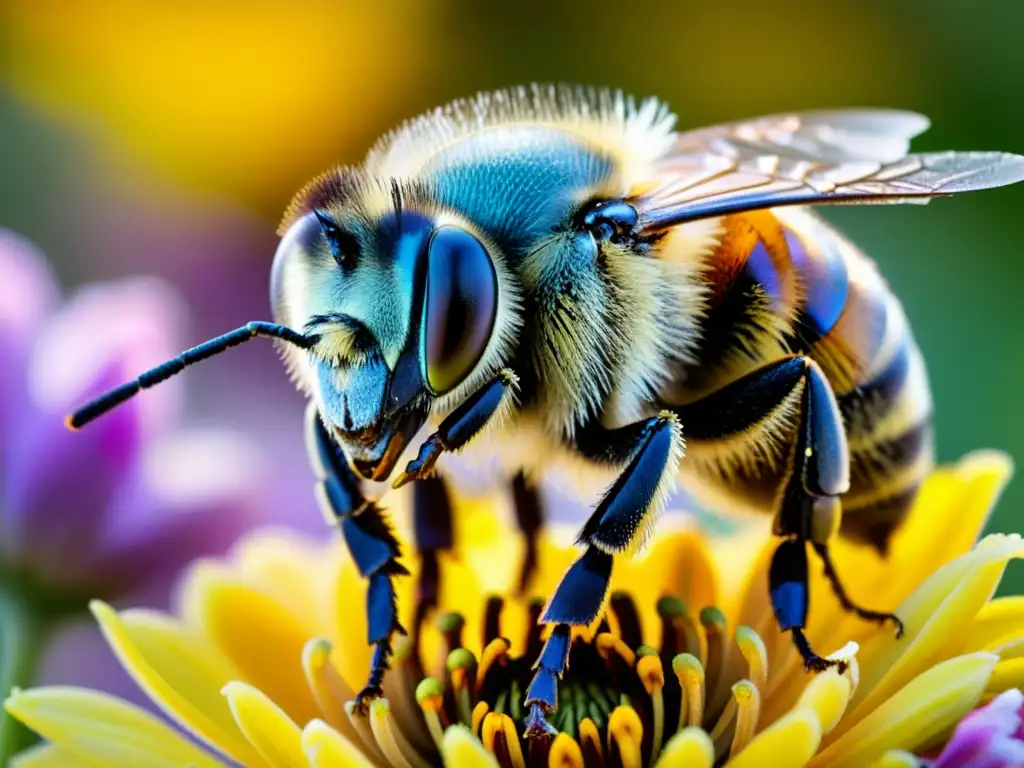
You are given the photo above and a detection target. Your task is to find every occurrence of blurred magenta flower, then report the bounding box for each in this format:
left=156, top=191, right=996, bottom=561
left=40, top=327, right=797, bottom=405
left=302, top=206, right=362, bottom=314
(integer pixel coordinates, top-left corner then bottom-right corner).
left=930, top=689, right=1024, bottom=768
left=0, top=229, right=260, bottom=758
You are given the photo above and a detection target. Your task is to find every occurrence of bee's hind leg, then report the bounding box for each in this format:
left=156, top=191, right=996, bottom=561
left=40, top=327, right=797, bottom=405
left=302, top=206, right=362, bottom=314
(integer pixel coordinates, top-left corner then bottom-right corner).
left=306, top=404, right=408, bottom=707
left=674, top=356, right=901, bottom=672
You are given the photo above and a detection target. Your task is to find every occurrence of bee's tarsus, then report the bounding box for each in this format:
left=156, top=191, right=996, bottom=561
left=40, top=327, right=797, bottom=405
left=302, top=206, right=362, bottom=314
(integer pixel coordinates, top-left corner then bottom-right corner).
left=813, top=542, right=904, bottom=638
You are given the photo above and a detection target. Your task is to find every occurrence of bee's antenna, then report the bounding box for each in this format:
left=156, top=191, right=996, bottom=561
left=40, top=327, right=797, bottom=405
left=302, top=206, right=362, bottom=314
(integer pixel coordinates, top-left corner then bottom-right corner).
left=66, top=321, right=317, bottom=431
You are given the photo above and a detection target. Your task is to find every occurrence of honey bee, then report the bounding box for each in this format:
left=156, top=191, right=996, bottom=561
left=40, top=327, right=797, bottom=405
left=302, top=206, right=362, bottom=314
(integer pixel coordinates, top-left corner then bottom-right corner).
left=68, top=85, right=1024, bottom=733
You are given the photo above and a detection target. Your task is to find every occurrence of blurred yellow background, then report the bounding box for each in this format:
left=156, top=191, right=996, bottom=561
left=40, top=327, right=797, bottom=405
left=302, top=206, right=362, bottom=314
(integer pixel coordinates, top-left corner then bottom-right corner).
left=2, top=0, right=1022, bottom=586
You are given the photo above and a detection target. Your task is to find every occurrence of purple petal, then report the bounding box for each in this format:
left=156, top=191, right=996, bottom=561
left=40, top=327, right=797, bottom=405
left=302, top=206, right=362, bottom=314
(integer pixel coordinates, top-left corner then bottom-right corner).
left=82, top=428, right=260, bottom=596
left=2, top=277, right=188, bottom=587
left=935, top=689, right=1024, bottom=768
left=0, top=230, right=58, bottom=436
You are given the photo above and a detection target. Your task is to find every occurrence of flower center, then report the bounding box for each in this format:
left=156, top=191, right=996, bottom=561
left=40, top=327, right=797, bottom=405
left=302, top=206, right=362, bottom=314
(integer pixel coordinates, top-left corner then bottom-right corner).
left=396, top=591, right=772, bottom=767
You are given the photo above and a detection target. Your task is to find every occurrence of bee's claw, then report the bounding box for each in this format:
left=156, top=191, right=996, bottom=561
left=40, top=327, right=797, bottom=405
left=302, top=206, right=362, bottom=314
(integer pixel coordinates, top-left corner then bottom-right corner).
left=391, top=470, right=413, bottom=489
left=803, top=655, right=848, bottom=675
left=354, top=685, right=384, bottom=712
left=391, top=435, right=443, bottom=489
left=523, top=703, right=557, bottom=739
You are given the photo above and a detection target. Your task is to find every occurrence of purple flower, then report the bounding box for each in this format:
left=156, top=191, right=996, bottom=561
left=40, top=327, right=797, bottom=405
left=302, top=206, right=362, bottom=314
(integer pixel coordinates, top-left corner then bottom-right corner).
left=932, top=689, right=1024, bottom=768
left=0, top=230, right=268, bottom=760
left=0, top=230, right=258, bottom=598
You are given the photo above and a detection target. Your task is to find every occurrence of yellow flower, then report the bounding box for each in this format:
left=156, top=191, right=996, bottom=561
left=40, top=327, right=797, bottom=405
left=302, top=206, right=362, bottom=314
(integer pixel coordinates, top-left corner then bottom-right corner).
left=5, top=451, right=1022, bottom=767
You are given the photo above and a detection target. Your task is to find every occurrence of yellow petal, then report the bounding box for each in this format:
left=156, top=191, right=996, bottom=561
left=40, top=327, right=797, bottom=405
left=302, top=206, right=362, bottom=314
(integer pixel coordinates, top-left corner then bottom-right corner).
left=727, top=708, right=821, bottom=768
left=654, top=727, right=714, bottom=768
left=181, top=561, right=321, bottom=726
left=223, top=681, right=306, bottom=768
left=887, top=451, right=1012, bottom=576
left=10, top=743, right=99, bottom=768
left=796, top=670, right=851, bottom=735
left=302, top=719, right=378, bottom=768
left=440, top=724, right=499, bottom=767
left=986, top=657, right=1024, bottom=693
left=325, top=555, right=374, bottom=691
left=228, top=528, right=334, bottom=636
left=4, top=687, right=223, bottom=768
left=90, top=601, right=261, bottom=766
left=811, top=651, right=997, bottom=768
left=866, top=751, right=921, bottom=768
left=844, top=535, right=1022, bottom=724
left=814, top=453, right=1013, bottom=646
left=964, top=595, right=1024, bottom=652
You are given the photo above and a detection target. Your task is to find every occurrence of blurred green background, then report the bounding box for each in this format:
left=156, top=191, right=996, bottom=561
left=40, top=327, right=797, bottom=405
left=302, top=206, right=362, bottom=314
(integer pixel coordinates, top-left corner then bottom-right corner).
left=2, top=0, right=1022, bottom=586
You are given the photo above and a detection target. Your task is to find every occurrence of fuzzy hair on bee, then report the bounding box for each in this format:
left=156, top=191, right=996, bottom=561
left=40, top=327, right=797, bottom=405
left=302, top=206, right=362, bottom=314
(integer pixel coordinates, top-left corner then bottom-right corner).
left=67, top=84, right=1024, bottom=722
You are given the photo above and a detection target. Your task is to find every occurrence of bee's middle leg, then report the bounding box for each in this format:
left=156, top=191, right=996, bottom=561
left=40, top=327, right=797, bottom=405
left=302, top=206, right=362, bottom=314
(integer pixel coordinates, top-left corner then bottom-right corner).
left=524, top=412, right=684, bottom=735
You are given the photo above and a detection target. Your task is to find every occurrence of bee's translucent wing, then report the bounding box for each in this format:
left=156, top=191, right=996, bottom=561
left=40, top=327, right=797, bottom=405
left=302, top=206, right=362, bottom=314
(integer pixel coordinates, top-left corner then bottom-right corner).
left=637, top=110, right=1024, bottom=231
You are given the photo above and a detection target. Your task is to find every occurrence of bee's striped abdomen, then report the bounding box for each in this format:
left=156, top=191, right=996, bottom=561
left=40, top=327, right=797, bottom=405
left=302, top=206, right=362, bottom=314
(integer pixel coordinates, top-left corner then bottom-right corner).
left=679, top=210, right=934, bottom=551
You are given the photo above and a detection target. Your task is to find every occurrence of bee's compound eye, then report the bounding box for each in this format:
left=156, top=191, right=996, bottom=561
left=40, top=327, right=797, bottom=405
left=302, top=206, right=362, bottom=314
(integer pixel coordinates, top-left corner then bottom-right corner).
left=422, top=226, right=498, bottom=395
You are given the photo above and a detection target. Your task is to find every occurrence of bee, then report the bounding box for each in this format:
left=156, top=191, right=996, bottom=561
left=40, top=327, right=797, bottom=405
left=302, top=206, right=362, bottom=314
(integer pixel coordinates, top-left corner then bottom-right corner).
left=68, top=85, right=1024, bottom=732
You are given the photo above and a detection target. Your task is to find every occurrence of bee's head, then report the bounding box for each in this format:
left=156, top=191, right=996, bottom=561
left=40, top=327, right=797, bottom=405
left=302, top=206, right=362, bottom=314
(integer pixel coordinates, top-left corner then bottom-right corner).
left=272, top=170, right=519, bottom=480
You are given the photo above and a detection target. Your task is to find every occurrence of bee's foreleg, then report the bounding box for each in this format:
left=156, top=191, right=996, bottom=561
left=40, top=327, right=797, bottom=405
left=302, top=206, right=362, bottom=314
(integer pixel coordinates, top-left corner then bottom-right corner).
left=524, top=547, right=614, bottom=737
left=306, top=404, right=408, bottom=708
left=392, top=368, right=519, bottom=488
left=411, top=474, right=453, bottom=640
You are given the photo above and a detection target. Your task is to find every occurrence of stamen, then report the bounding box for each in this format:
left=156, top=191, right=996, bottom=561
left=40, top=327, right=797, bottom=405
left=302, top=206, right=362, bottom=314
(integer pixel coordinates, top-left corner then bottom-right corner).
left=727, top=680, right=760, bottom=760
left=484, top=596, right=504, bottom=645
left=345, top=700, right=389, bottom=764
left=610, top=592, right=644, bottom=649
left=482, top=712, right=526, bottom=768
left=302, top=639, right=355, bottom=733
left=475, top=637, right=512, bottom=700
left=414, top=678, right=447, bottom=753
left=525, top=598, right=545, bottom=660
left=387, top=637, right=435, bottom=756
left=607, top=706, right=644, bottom=768
left=735, top=626, right=769, bottom=690
left=472, top=701, right=490, bottom=737
left=437, top=611, right=466, bottom=661
left=548, top=732, right=585, bottom=768
left=657, top=597, right=706, bottom=664
left=672, top=653, right=706, bottom=730
left=596, top=633, right=637, bottom=690
left=369, top=698, right=431, bottom=768
left=637, top=651, right=666, bottom=761
left=699, top=607, right=727, bottom=709
left=579, top=717, right=605, bottom=766
left=447, top=648, right=478, bottom=726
